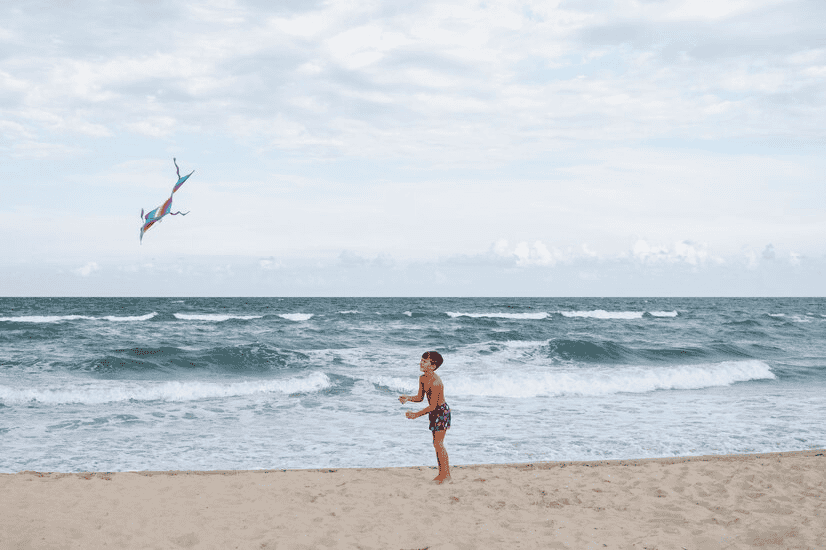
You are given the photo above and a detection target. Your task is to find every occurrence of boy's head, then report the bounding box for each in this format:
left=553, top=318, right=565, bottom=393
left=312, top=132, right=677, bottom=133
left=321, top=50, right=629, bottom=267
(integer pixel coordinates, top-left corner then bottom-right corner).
left=421, top=350, right=443, bottom=370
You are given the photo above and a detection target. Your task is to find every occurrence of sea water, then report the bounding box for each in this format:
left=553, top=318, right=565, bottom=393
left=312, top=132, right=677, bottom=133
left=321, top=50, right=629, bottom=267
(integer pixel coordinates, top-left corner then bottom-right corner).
left=1, top=297, right=824, bottom=472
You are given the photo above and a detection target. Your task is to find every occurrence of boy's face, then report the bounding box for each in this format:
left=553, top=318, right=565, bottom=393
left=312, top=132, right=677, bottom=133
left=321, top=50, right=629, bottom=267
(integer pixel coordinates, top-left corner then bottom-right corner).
left=420, top=358, right=433, bottom=372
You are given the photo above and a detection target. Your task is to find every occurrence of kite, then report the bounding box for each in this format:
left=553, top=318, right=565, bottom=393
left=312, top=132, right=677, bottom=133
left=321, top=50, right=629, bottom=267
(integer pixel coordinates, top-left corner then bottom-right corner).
left=140, top=158, right=194, bottom=243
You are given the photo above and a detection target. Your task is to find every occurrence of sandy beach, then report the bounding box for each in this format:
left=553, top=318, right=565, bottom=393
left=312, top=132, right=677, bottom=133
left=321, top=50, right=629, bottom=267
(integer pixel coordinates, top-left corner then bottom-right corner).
left=2, top=449, right=823, bottom=549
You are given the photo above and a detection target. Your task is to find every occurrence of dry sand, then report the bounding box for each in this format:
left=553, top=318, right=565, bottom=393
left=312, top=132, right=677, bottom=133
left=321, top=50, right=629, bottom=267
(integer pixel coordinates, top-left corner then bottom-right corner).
left=1, top=449, right=824, bottom=549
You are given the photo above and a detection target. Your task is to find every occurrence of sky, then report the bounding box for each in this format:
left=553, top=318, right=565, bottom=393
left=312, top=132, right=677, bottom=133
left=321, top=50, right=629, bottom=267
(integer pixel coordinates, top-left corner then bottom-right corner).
left=1, top=0, right=824, bottom=296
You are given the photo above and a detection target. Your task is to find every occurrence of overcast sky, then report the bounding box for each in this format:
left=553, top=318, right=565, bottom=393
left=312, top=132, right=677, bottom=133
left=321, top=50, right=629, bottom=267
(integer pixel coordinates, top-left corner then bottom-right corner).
left=1, top=0, right=824, bottom=296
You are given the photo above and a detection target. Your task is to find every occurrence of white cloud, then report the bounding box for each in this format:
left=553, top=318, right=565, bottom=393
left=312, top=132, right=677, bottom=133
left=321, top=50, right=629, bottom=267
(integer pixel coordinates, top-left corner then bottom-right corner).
left=259, top=257, right=281, bottom=270
left=270, top=11, right=337, bottom=38
left=581, top=243, right=598, bottom=258
left=632, top=240, right=670, bottom=263
left=632, top=240, right=708, bottom=265
left=663, top=0, right=779, bottom=21
left=492, top=238, right=510, bottom=257
left=745, top=250, right=760, bottom=270
left=71, top=262, right=99, bottom=277
left=2, top=0, right=823, bottom=166
left=187, top=1, right=248, bottom=25
left=10, top=141, right=88, bottom=159
left=515, top=241, right=555, bottom=266
left=492, top=239, right=561, bottom=267
left=326, top=25, right=412, bottom=70
left=125, top=116, right=177, bottom=138
left=672, top=241, right=709, bottom=265
left=789, top=251, right=802, bottom=266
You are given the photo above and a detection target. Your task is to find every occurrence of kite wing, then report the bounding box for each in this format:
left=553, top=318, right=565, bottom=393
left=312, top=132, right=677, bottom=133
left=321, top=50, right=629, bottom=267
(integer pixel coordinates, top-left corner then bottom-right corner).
left=172, top=157, right=194, bottom=193
left=140, top=158, right=194, bottom=244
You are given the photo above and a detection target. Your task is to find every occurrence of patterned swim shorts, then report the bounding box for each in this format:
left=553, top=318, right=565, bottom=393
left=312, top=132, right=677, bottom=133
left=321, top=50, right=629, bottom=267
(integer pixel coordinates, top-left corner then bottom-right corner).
left=429, top=402, right=451, bottom=432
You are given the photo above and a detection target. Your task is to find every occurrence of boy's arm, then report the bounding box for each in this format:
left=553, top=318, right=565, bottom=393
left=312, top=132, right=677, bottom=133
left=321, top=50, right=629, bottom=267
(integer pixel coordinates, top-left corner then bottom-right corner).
left=414, top=383, right=443, bottom=417
left=408, top=378, right=425, bottom=402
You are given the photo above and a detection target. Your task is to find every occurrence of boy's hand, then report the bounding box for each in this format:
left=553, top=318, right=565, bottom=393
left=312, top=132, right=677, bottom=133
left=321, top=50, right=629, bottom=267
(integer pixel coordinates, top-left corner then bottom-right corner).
left=399, top=396, right=407, bottom=404
left=405, top=411, right=416, bottom=419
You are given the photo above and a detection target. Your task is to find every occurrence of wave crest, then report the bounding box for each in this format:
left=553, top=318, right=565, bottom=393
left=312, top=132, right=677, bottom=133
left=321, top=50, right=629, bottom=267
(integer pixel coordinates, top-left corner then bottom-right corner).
left=279, top=313, right=314, bottom=321
left=104, top=313, right=158, bottom=322
left=560, top=310, right=643, bottom=319
left=0, top=315, right=94, bottom=323
left=0, top=313, right=158, bottom=323
left=0, top=372, right=331, bottom=405
left=173, top=313, right=263, bottom=321
left=451, top=360, right=775, bottom=398
left=447, top=312, right=549, bottom=320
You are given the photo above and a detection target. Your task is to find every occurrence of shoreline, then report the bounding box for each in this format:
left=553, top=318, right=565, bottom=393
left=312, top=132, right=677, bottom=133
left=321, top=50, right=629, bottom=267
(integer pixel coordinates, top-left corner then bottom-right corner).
left=9, top=447, right=824, bottom=476
left=3, top=448, right=824, bottom=549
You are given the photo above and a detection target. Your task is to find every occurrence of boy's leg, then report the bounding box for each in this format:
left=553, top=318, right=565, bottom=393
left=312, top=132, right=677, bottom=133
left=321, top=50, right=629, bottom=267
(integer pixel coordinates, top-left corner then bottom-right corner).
left=432, top=429, right=450, bottom=482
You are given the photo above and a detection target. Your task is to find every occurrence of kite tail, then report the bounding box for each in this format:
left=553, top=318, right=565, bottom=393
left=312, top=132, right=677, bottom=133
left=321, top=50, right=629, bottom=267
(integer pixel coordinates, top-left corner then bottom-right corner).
left=141, top=208, right=144, bottom=221
left=173, top=157, right=181, bottom=179
left=168, top=210, right=190, bottom=216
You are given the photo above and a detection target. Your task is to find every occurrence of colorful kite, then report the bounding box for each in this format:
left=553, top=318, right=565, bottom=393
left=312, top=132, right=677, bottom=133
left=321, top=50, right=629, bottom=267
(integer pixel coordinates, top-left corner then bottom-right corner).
left=140, top=158, right=194, bottom=243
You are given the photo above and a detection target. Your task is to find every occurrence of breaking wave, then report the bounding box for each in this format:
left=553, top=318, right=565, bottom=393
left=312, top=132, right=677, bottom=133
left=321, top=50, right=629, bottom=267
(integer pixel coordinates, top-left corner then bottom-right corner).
left=447, top=312, right=550, bottom=320
left=0, top=372, right=331, bottom=405
left=173, top=313, right=263, bottom=321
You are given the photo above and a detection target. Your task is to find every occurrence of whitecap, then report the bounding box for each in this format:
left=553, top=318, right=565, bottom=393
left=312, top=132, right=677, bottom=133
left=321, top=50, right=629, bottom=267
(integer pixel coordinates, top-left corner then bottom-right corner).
left=0, top=372, right=332, bottom=405
left=279, top=313, right=314, bottom=322
left=0, top=315, right=96, bottom=323
left=446, top=312, right=549, bottom=320
left=104, top=312, right=158, bottom=322
left=173, top=313, right=263, bottom=321
left=447, top=360, right=775, bottom=398
left=559, top=310, right=643, bottom=319
left=500, top=339, right=551, bottom=349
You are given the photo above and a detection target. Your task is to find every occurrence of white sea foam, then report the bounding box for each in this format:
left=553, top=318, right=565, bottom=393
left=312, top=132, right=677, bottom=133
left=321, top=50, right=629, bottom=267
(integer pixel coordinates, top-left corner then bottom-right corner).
left=445, top=360, right=775, bottom=398
left=279, top=313, right=314, bottom=321
left=103, top=312, right=158, bottom=322
left=559, top=310, right=643, bottom=319
left=446, top=312, right=550, bottom=320
left=173, top=313, right=263, bottom=321
left=500, top=339, right=551, bottom=349
left=0, top=372, right=331, bottom=405
left=768, top=313, right=812, bottom=322
left=1, top=313, right=159, bottom=322
left=0, top=315, right=97, bottom=323
left=338, top=310, right=360, bottom=314
left=367, top=375, right=417, bottom=393
left=364, top=360, right=774, bottom=398
left=403, top=311, right=412, bottom=317
left=649, top=311, right=678, bottom=317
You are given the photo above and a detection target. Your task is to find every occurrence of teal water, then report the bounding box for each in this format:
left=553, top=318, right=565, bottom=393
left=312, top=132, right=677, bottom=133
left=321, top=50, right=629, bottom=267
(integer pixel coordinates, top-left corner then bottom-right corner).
left=1, top=297, right=824, bottom=472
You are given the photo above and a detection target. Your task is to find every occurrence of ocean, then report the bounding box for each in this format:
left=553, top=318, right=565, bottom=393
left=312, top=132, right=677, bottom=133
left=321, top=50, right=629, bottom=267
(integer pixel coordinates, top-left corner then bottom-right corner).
left=1, top=297, right=824, bottom=473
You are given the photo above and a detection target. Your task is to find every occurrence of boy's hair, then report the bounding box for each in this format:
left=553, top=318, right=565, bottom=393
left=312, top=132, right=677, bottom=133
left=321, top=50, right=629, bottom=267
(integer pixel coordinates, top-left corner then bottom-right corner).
left=422, top=350, right=444, bottom=369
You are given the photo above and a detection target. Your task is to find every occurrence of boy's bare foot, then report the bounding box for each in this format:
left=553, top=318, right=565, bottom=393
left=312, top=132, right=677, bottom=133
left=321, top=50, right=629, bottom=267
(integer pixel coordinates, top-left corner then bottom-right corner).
left=432, top=475, right=451, bottom=484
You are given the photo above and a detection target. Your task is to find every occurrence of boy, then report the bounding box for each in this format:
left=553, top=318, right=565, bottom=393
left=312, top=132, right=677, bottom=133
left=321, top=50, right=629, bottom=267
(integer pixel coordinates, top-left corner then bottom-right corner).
left=399, top=351, right=451, bottom=484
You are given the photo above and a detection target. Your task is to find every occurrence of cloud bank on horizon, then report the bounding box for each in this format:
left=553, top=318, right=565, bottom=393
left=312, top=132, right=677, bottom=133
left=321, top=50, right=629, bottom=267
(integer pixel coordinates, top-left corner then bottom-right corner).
left=1, top=0, right=824, bottom=296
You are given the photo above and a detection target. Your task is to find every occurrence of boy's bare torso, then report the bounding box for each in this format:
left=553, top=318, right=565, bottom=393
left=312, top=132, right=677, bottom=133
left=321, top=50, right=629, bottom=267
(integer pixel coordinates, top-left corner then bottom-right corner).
left=421, top=373, right=446, bottom=407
